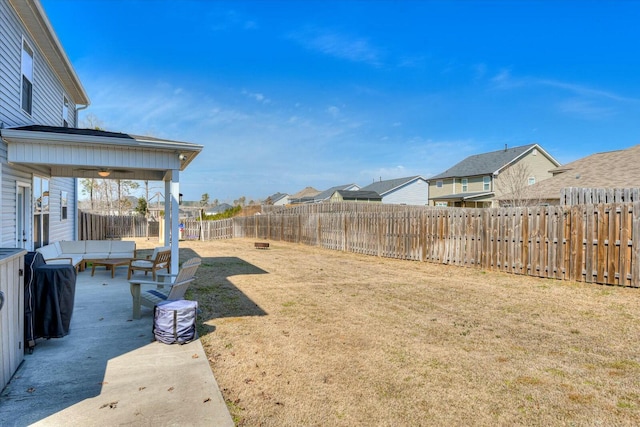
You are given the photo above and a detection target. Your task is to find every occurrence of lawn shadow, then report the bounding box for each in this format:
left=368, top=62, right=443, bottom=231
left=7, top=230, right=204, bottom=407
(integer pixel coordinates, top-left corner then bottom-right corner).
left=179, top=248, right=268, bottom=321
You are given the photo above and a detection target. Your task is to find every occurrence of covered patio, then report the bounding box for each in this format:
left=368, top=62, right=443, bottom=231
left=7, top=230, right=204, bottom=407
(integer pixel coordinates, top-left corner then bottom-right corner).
left=1, top=125, right=203, bottom=273
left=0, top=255, right=233, bottom=426
left=431, top=191, right=495, bottom=208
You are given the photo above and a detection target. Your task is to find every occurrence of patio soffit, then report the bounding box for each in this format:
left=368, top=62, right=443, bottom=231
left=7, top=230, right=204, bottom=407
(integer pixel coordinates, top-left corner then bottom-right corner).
left=1, top=125, right=203, bottom=181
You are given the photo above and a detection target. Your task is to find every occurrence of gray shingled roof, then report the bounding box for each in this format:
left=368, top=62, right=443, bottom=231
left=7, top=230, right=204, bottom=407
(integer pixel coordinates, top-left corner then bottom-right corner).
left=267, top=192, right=288, bottom=203
left=359, top=176, right=424, bottom=195
left=429, top=144, right=539, bottom=180
left=314, top=184, right=359, bottom=201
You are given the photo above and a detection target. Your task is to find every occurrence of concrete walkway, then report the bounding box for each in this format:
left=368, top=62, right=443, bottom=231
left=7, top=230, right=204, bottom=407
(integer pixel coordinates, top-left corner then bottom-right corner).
left=0, top=265, right=234, bottom=427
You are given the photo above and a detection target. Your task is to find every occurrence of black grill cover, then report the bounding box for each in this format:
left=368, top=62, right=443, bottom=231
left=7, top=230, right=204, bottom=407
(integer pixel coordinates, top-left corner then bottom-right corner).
left=24, top=251, right=45, bottom=352
left=33, top=264, right=77, bottom=339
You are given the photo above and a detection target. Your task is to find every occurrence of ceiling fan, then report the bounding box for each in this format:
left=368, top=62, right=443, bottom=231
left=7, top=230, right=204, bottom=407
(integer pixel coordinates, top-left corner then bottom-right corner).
left=76, top=167, right=133, bottom=177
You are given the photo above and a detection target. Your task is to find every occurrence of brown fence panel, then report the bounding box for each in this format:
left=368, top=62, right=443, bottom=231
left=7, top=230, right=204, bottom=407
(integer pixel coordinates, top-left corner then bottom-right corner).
left=75, top=203, right=640, bottom=288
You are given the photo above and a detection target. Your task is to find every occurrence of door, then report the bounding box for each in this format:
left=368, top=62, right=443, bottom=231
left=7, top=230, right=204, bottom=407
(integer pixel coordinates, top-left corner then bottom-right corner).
left=16, top=183, right=31, bottom=250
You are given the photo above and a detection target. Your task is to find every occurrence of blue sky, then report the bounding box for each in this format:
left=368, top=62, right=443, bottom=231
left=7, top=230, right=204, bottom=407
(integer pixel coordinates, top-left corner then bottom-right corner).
left=42, top=1, right=640, bottom=202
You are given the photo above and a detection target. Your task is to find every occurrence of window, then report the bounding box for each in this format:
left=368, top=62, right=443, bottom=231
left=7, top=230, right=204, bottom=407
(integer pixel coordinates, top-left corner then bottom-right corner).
left=436, top=180, right=443, bottom=188
left=528, top=177, right=536, bottom=185
left=61, top=191, right=68, bottom=220
left=62, top=96, right=69, bottom=127
left=33, top=177, right=49, bottom=249
left=21, top=39, right=34, bottom=115
left=483, top=176, right=491, bottom=191
left=461, top=178, right=468, bottom=192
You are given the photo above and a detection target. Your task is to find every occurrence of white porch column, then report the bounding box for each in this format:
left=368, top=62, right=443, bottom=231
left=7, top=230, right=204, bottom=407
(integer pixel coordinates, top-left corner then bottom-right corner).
left=164, top=180, right=171, bottom=246
left=169, top=170, right=180, bottom=274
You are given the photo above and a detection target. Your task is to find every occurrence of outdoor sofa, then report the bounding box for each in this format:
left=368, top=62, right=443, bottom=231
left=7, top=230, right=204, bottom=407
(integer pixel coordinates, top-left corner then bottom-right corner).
left=36, top=240, right=136, bottom=271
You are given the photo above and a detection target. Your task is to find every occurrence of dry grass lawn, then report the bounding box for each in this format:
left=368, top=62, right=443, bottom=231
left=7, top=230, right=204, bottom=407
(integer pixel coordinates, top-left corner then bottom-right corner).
left=155, top=238, right=640, bottom=426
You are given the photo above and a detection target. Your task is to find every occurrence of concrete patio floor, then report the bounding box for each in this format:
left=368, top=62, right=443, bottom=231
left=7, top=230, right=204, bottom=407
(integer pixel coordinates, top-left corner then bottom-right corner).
left=0, top=264, right=234, bottom=427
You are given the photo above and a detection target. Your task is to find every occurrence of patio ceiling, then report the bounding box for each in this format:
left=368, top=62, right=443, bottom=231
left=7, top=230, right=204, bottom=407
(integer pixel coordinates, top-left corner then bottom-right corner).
left=2, top=125, right=203, bottom=181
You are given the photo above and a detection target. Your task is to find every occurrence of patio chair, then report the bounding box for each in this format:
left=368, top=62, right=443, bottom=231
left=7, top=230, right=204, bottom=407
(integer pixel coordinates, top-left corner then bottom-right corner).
left=129, top=256, right=201, bottom=319
left=127, top=246, right=171, bottom=281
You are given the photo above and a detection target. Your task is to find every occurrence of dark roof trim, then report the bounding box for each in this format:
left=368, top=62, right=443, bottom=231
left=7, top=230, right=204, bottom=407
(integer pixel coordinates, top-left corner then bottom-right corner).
left=431, top=191, right=494, bottom=201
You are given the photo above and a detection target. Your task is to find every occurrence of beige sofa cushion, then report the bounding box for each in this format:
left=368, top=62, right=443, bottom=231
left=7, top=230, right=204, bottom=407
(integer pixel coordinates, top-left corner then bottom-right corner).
left=108, top=241, right=135, bottom=258
left=85, top=240, right=110, bottom=253
left=59, top=240, right=86, bottom=253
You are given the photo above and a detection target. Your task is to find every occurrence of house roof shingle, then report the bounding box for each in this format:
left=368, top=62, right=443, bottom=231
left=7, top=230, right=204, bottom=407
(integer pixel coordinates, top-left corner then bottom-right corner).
left=429, top=144, right=550, bottom=180
left=359, top=176, right=425, bottom=196
left=506, top=144, right=640, bottom=201
left=265, top=192, right=288, bottom=204
left=314, top=184, right=359, bottom=202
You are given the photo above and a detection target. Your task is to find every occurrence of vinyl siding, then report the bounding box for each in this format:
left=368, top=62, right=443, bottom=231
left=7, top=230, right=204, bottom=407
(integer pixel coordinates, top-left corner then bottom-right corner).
left=48, top=177, right=76, bottom=242
left=382, top=178, right=429, bottom=205
left=428, top=178, right=456, bottom=202
left=494, top=151, right=557, bottom=198
left=0, top=0, right=27, bottom=126
left=0, top=1, right=77, bottom=128
left=0, top=1, right=78, bottom=247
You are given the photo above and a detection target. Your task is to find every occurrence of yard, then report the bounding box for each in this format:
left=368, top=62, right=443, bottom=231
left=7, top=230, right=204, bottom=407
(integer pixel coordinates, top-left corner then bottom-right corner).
left=162, top=238, right=640, bottom=426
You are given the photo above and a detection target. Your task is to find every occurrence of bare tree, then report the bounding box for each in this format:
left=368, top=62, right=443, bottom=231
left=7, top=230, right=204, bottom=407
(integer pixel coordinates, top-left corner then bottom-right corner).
left=80, top=113, right=104, bottom=130
left=79, top=178, right=100, bottom=210
left=497, top=162, right=545, bottom=207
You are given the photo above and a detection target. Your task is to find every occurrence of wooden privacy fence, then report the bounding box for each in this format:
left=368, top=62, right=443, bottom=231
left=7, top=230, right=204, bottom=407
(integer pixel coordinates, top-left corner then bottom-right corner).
left=223, top=203, right=640, bottom=288
left=80, top=202, right=640, bottom=287
left=180, top=218, right=233, bottom=240
left=561, top=187, right=640, bottom=205
left=78, top=211, right=159, bottom=240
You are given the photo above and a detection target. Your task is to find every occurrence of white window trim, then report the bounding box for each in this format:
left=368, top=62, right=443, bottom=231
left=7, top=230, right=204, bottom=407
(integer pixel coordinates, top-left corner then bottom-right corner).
left=21, top=37, right=34, bottom=116
left=461, top=178, right=468, bottom=192
left=483, top=176, right=491, bottom=191
left=62, top=95, right=69, bottom=127
left=436, top=180, right=443, bottom=188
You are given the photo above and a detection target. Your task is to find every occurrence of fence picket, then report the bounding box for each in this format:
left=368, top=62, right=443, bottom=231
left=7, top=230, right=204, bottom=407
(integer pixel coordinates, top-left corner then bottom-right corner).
left=81, top=202, right=640, bottom=288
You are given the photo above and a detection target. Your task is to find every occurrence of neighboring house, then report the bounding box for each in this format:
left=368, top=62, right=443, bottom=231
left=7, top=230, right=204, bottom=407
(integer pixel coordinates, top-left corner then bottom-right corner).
left=500, top=144, right=640, bottom=205
left=427, top=144, right=560, bottom=208
left=329, top=190, right=381, bottom=203
left=359, top=176, right=428, bottom=205
left=272, top=194, right=289, bottom=206
left=313, top=183, right=360, bottom=203
left=265, top=192, right=289, bottom=206
left=289, top=186, right=320, bottom=204
left=205, top=203, right=233, bottom=215
left=0, top=0, right=201, bottom=274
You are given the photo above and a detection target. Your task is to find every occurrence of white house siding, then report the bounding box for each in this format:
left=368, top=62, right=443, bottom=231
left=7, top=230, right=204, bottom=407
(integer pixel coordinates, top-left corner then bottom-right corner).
left=0, top=1, right=78, bottom=128
left=0, top=1, right=78, bottom=248
left=273, top=197, right=289, bottom=206
left=0, top=0, right=29, bottom=127
left=382, top=178, right=429, bottom=205
left=47, top=177, right=75, bottom=242
left=0, top=161, right=45, bottom=247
